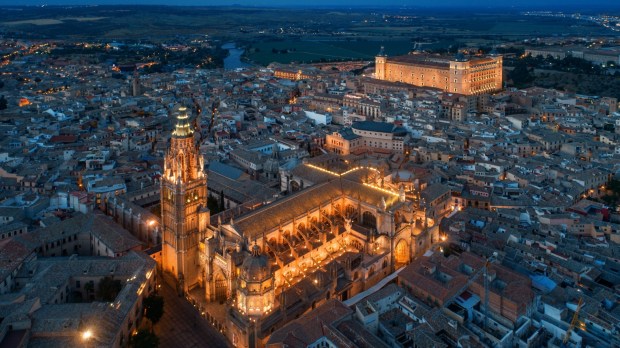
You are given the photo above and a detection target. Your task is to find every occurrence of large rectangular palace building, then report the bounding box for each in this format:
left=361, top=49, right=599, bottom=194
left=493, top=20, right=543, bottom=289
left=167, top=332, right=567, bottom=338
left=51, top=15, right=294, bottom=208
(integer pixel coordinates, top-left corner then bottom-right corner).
left=374, top=48, right=503, bottom=95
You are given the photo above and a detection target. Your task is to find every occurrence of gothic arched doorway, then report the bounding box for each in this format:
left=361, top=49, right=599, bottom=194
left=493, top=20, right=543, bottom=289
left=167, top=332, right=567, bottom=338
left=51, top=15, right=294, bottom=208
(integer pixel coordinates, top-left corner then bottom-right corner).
left=395, top=239, right=409, bottom=265
left=214, top=273, right=228, bottom=303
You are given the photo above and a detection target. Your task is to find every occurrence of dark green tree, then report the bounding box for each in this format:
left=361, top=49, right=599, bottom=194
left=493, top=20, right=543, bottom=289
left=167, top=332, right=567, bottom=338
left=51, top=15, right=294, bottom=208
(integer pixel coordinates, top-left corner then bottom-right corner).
left=131, top=329, right=159, bottom=348
left=143, top=294, right=164, bottom=328
left=509, top=60, right=534, bottom=88
left=96, top=276, right=122, bottom=302
left=0, top=95, right=7, bottom=110
left=207, top=194, right=220, bottom=214
left=219, top=190, right=225, bottom=211
left=84, top=280, right=95, bottom=301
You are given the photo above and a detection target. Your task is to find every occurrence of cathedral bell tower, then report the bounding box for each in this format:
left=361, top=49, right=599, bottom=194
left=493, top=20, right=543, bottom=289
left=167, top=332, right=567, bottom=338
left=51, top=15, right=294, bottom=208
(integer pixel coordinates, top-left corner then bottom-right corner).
left=161, top=106, right=210, bottom=293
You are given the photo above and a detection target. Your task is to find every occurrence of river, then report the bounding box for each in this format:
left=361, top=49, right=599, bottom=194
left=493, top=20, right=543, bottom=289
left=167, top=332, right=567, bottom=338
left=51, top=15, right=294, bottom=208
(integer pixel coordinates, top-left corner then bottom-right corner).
left=222, top=43, right=251, bottom=70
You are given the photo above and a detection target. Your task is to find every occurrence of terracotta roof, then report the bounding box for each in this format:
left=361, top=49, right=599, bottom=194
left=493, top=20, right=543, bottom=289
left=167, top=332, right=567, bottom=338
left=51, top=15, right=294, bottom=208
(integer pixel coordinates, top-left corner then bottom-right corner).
left=49, top=135, right=78, bottom=144
left=266, top=299, right=353, bottom=347
left=399, top=252, right=534, bottom=311
left=0, top=239, right=33, bottom=281
left=398, top=255, right=469, bottom=304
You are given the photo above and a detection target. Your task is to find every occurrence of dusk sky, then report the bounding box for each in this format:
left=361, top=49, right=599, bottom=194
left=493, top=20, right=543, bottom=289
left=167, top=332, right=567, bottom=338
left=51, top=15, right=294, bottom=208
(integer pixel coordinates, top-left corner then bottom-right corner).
left=2, top=0, right=617, bottom=8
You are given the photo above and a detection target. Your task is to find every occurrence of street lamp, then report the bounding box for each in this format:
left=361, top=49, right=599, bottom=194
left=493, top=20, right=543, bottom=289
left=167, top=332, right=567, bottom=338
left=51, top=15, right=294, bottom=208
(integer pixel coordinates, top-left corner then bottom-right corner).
left=82, top=330, right=92, bottom=341
left=147, top=220, right=158, bottom=245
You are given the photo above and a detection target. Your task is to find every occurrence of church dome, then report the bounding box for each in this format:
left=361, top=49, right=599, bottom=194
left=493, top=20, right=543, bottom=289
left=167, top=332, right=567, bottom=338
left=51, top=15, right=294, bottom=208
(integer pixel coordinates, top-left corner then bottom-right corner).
left=239, top=245, right=271, bottom=282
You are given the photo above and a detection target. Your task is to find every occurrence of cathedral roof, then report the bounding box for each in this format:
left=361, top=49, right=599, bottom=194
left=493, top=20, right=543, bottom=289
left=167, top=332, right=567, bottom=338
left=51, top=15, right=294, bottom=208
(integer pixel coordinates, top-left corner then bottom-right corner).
left=232, top=179, right=400, bottom=239
left=290, top=164, right=337, bottom=185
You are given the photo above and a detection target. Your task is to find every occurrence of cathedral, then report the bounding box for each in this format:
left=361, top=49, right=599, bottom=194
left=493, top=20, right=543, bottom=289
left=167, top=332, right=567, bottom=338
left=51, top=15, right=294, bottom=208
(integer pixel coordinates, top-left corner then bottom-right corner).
left=162, top=107, right=435, bottom=348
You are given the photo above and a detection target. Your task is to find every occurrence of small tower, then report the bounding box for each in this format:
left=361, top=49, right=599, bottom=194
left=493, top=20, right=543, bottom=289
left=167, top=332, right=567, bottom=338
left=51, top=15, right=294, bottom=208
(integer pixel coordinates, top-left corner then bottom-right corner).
left=488, top=47, right=503, bottom=91
left=449, top=52, right=470, bottom=95
left=236, top=244, right=275, bottom=318
left=375, top=46, right=387, bottom=80
left=132, top=70, right=141, bottom=97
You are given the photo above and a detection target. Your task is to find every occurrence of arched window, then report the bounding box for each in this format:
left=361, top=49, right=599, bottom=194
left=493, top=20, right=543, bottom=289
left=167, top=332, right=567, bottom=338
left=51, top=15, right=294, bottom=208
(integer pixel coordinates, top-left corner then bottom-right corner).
left=362, top=211, right=376, bottom=229
left=345, top=205, right=356, bottom=219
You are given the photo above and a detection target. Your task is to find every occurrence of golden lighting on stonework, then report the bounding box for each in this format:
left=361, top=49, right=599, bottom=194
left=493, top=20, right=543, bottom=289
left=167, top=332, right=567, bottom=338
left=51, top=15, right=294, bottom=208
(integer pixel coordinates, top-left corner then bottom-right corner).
left=172, top=106, right=194, bottom=137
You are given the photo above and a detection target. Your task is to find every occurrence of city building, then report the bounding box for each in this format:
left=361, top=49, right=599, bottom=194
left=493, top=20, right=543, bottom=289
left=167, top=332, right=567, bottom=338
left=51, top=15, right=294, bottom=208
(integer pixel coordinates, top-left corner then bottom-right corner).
left=2, top=29, right=620, bottom=348
left=525, top=46, right=620, bottom=66
left=269, top=63, right=321, bottom=81
left=374, top=48, right=503, bottom=95
left=325, top=121, right=409, bottom=155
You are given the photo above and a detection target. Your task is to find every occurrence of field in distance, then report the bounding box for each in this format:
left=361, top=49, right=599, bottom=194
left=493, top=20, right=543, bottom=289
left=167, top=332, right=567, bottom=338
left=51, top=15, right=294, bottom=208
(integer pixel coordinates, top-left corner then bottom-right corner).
left=1, top=6, right=615, bottom=66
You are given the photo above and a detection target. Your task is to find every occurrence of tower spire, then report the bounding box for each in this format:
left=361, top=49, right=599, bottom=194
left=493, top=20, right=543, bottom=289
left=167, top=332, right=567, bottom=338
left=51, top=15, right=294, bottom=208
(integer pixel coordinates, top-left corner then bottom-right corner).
left=172, top=106, right=194, bottom=138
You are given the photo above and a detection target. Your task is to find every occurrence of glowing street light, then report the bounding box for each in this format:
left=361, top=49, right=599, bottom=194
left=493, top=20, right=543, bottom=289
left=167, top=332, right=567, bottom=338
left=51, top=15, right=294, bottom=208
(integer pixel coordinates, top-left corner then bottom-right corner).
left=82, top=329, right=93, bottom=340
left=147, top=220, right=159, bottom=245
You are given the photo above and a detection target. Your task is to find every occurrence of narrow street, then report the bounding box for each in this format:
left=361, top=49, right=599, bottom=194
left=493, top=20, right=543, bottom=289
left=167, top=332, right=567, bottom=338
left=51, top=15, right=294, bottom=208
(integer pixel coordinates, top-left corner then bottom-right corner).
left=155, top=279, right=230, bottom=348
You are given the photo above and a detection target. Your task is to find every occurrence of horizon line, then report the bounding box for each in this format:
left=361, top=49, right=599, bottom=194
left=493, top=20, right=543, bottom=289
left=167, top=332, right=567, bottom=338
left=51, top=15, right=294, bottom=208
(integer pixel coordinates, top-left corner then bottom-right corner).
left=2, top=4, right=620, bottom=11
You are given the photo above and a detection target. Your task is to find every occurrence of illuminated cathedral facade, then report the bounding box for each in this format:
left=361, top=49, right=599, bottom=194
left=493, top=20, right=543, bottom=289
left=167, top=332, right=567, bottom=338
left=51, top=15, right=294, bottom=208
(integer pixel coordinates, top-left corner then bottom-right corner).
left=162, top=107, right=436, bottom=348
left=161, top=106, right=210, bottom=291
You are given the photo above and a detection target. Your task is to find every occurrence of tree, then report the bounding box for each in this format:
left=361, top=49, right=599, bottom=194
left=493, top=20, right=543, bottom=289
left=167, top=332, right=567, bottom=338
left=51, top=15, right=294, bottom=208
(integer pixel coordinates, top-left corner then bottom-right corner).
left=207, top=194, right=220, bottom=213
left=131, top=329, right=159, bottom=348
left=96, top=276, right=122, bottom=302
left=84, top=280, right=95, bottom=301
left=0, top=95, right=7, bottom=110
left=219, top=190, right=225, bottom=211
left=509, top=60, right=534, bottom=88
left=143, top=294, right=164, bottom=328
